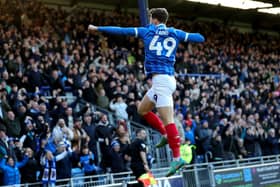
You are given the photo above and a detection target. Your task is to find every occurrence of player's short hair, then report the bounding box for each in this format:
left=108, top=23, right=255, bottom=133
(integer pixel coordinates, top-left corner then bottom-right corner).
left=149, top=8, right=169, bottom=24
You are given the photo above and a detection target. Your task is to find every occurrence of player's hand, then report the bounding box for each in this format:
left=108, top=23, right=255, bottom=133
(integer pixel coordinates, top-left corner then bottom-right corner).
left=88, top=24, right=98, bottom=31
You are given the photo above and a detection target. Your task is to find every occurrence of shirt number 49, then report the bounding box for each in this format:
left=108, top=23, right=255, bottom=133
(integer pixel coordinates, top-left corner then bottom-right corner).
left=149, top=35, right=176, bottom=57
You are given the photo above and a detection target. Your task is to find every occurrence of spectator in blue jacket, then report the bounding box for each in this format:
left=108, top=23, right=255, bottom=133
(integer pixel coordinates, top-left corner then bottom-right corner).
left=79, top=146, right=98, bottom=177
left=184, top=119, right=197, bottom=145
left=0, top=154, right=29, bottom=185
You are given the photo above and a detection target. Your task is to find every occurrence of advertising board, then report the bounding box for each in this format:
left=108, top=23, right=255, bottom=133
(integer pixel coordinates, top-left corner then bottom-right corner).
left=214, top=163, right=280, bottom=187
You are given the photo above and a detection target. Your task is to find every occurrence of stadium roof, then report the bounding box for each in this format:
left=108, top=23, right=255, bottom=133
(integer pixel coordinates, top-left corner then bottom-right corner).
left=41, top=0, right=280, bottom=31
left=83, top=0, right=280, bottom=31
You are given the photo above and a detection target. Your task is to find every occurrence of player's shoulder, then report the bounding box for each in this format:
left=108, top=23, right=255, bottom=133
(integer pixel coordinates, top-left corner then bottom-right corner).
left=167, top=27, right=178, bottom=33
left=166, top=27, right=180, bottom=38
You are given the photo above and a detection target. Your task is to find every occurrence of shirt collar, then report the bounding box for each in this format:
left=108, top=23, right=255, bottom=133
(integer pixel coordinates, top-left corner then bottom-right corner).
left=156, top=23, right=166, bottom=28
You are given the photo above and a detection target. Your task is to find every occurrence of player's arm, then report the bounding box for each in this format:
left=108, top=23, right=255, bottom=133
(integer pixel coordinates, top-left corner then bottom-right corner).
left=88, top=24, right=145, bottom=37
left=175, top=29, right=205, bottom=43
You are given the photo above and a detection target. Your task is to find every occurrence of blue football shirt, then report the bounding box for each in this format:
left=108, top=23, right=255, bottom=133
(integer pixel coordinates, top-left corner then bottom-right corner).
left=97, top=24, right=204, bottom=75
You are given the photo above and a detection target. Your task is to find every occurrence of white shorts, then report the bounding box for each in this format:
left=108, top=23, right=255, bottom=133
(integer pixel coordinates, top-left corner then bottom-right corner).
left=146, top=74, right=176, bottom=108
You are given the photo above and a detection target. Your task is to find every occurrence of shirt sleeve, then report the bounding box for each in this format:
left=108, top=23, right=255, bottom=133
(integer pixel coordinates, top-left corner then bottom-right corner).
left=137, top=140, right=147, bottom=152
left=98, top=26, right=147, bottom=38
left=16, top=156, right=29, bottom=168
left=98, top=26, right=137, bottom=37
left=175, top=29, right=205, bottom=43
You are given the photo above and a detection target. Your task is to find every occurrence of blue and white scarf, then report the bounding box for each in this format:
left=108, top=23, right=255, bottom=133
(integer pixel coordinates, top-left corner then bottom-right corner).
left=42, top=158, right=56, bottom=184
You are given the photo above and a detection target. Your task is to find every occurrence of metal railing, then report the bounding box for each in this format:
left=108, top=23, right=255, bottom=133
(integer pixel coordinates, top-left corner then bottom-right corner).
left=2, top=154, right=280, bottom=187
left=181, top=154, right=280, bottom=187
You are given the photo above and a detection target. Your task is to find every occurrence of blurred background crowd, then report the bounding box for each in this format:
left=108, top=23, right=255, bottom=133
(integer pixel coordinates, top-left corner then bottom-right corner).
left=0, top=0, right=280, bottom=185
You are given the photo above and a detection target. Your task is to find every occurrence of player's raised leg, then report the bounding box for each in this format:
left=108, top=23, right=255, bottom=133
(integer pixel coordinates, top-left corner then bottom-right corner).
left=137, top=94, right=167, bottom=137
left=157, top=106, right=186, bottom=177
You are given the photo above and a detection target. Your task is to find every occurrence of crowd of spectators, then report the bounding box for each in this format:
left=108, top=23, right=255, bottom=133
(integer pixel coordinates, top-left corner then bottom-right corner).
left=1, top=0, right=280, bottom=185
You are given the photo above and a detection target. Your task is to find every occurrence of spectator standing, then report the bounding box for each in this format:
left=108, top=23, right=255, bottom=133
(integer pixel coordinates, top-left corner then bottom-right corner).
left=82, top=113, right=98, bottom=164
left=72, top=117, right=89, bottom=152
left=20, top=148, right=40, bottom=184
left=197, top=120, right=212, bottom=157
left=180, top=139, right=193, bottom=164
left=20, top=116, right=39, bottom=152
left=0, top=154, right=29, bottom=186
left=244, top=127, right=258, bottom=158
left=211, top=127, right=225, bottom=161
left=52, top=118, right=73, bottom=146
left=79, top=146, right=98, bottom=179
left=97, top=89, right=109, bottom=109
left=4, top=110, right=21, bottom=138
left=222, top=124, right=239, bottom=160
left=113, top=120, right=131, bottom=171
left=266, top=128, right=280, bottom=155
left=95, top=114, right=115, bottom=171
left=0, top=126, right=9, bottom=159
left=183, top=118, right=196, bottom=145
left=55, top=142, right=72, bottom=185
left=109, top=95, right=128, bottom=120
left=109, top=140, right=126, bottom=173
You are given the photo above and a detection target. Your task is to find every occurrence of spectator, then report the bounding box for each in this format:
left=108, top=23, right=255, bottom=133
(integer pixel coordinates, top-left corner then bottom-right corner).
left=82, top=113, right=98, bottom=164
left=20, top=116, right=38, bottom=151
left=63, top=104, right=89, bottom=129
left=0, top=93, right=11, bottom=122
left=41, top=151, right=56, bottom=187
left=72, top=117, right=89, bottom=152
left=180, top=138, right=194, bottom=164
left=55, top=141, right=72, bottom=185
left=63, top=107, right=75, bottom=129
left=78, top=146, right=98, bottom=178
left=82, top=81, right=98, bottom=105
left=0, top=126, right=9, bottom=159
left=184, top=116, right=196, bottom=145
left=95, top=113, right=115, bottom=171
left=197, top=120, right=212, bottom=156
left=48, top=70, right=64, bottom=95
left=0, top=154, right=29, bottom=186
left=52, top=118, right=74, bottom=146
left=266, top=128, right=280, bottom=155
left=4, top=110, right=21, bottom=138
left=222, top=124, right=239, bottom=160
left=20, top=147, right=40, bottom=184
left=0, top=125, right=16, bottom=162
left=97, top=89, right=109, bottom=109
left=38, top=102, right=51, bottom=123
left=109, top=95, right=128, bottom=120
left=113, top=120, right=131, bottom=170
left=109, top=140, right=127, bottom=173
left=211, top=127, right=225, bottom=161
left=126, top=93, right=141, bottom=122
left=27, top=63, right=43, bottom=92
left=244, top=126, right=258, bottom=158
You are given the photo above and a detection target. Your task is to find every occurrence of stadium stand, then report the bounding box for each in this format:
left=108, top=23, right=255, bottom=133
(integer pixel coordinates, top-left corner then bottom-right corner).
left=0, top=0, right=280, bottom=186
